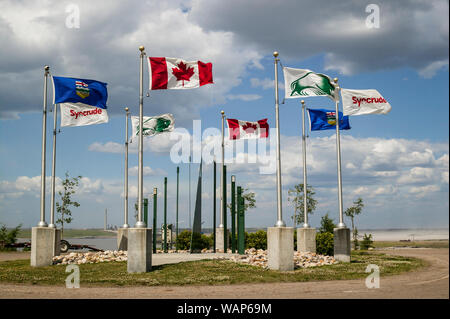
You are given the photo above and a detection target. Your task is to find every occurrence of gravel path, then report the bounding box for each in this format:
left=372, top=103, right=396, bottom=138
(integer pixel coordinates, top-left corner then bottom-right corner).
left=0, top=248, right=447, bottom=299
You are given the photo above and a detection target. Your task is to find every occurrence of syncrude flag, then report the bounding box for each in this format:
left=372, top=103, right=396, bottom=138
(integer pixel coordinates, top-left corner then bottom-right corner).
left=131, top=113, right=175, bottom=141
left=283, top=67, right=336, bottom=101
left=341, top=88, right=392, bottom=116
left=148, top=57, right=213, bottom=90
left=52, top=76, right=108, bottom=109
left=307, top=109, right=350, bottom=131
left=60, top=103, right=108, bottom=127
left=226, top=118, right=269, bottom=140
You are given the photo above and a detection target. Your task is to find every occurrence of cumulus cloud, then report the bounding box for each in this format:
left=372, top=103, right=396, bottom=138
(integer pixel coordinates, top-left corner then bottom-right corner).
left=190, top=0, right=448, bottom=76
left=129, top=166, right=167, bottom=176
left=226, top=94, right=262, bottom=101
left=0, top=0, right=264, bottom=120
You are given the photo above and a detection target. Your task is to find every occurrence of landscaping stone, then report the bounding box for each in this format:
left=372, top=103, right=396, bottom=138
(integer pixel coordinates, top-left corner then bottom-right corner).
left=52, top=248, right=337, bottom=269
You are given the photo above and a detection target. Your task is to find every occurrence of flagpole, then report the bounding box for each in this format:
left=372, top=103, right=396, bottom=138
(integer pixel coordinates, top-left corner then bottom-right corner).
left=189, top=155, right=191, bottom=229
left=136, top=46, right=146, bottom=228
left=333, top=78, right=345, bottom=228
left=49, top=103, right=58, bottom=228
left=123, top=107, right=130, bottom=228
left=273, top=52, right=285, bottom=227
left=38, top=66, right=50, bottom=227
left=301, top=100, right=309, bottom=228
left=219, top=110, right=225, bottom=228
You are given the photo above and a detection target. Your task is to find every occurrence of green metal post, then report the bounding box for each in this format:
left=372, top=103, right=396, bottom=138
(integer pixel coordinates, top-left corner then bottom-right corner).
left=213, top=161, right=216, bottom=252
left=153, top=188, right=157, bottom=253
left=237, top=186, right=245, bottom=254
left=176, top=166, right=179, bottom=252
left=223, top=164, right=227, bottom=252
left=164, top=177, right=167, bottom=252
left=231, top=176, right=236, bottom=253
left=143, top=198, right=148, bottom=226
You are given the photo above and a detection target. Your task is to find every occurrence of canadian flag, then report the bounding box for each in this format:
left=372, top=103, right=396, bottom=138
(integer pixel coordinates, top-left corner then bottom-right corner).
left=148, top=57, right=213, bottom=90
left=226, top=118, right=269, bottom=140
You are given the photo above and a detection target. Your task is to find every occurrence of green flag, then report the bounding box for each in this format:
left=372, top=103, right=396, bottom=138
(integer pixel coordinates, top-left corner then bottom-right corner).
left=131, top=113, right=174, bottom=141
left=283, top=67, right=337, bottom=101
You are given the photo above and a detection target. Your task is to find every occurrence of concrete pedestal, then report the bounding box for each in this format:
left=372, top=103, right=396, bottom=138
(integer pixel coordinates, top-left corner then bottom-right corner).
left=31, top=227, right=58, bottom=267
left=334, top=227, right=351, bottom=262
left=267, top=227, right=294, bottom=271
left=215, top=228, right=229, bottom=253
left=117, top=228, right=128, bottom=251
left=127, top=228, right=152, bottom=273
left=297, top=227, right=316, bottom=253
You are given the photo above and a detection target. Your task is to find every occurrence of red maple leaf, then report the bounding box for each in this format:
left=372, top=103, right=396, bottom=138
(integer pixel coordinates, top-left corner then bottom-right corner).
left=242, top=122, right=258, bottom=135
left=172, top=61, right=195, bottom=86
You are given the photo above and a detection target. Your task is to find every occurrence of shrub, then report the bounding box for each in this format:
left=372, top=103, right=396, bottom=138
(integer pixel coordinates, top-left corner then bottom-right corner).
left=176, top=230, right=211, bottom=251
left=316, top=232, right=334, bottom=256
left=176, top=230, right=191, bottom=250
left=245, top=230, right=267, bottom=250
left=0, top=224, right=22, bottom=251
left=360, top=233, right=374, bottom=250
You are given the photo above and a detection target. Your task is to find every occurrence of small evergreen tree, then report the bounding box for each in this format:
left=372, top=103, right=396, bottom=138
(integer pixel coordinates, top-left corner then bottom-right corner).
left=319, top=213, right=336, bottom=234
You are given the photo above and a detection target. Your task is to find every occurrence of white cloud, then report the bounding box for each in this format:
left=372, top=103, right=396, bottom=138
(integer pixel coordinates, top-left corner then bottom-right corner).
left=129, top=166, right=167, bottom=177
left=88, top=142, right=123, bottom=154
left=226, top=94, right=262, bottom=101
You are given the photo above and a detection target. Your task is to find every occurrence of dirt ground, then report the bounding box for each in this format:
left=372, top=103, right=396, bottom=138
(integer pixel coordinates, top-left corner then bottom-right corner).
left=0, top=248, right=448, bottom=299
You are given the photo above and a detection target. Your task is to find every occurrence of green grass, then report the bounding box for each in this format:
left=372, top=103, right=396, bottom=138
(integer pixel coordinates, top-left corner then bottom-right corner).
left=373, top=240, right=448, bottom=249
left=18, top=228, right=117, bottom=239
left=0, top=251, right=425, bottom=287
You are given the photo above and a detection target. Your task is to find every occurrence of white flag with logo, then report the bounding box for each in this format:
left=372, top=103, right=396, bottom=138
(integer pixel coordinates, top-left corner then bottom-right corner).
left=283, top=67, right=337, bottom=100
left=60, top=103, right=108, bottom=127
left=341, top=89, right=392, bottom=116
left=130, top=114, right=175, bottom=142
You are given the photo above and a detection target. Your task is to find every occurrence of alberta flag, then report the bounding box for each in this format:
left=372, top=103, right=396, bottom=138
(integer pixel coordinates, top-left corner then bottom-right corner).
left=307, top=109, right=351, bottom=131
left=148, top=57, right=213, bottom=90
left=52, top=76, right=108, bottom=109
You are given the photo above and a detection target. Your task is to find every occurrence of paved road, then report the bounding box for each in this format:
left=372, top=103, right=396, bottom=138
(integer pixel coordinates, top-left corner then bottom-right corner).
left=0, top=248, right=447, bottom=299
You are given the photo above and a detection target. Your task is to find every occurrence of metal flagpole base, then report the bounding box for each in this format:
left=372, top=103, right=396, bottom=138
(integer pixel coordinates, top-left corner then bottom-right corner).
left=337, top=222, right=346, bottom=229
left=302, top=223, right=309, bottom=228
left=275, top=220, right=286, bottom=227
left=122, top=224, right=130, bottom=229
left=48, top=224, right=56, bottom=228
left=218, top=224, right=224, bottom=228
left=37, top=221, right=48, bottom=227
left=135, top=221, right=146, bottom=228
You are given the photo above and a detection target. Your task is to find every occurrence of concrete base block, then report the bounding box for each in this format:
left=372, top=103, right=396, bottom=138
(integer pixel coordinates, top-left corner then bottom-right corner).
left=334, top=227, right=351, bottom=262
left=297, top=227, right=316, bottom=253
left=215, top=228, right=229, bottom=252
left=117, top=228, right=128, bottom=251
left=31, top=227, right=57, bottom=267
left=267, top=227, right=294, bottom=271
left=127, top=228, right=152, bottom=273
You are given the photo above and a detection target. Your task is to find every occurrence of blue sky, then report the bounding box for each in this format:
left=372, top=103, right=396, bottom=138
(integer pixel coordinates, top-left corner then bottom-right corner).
left=0, top=0, right=448, bottom=231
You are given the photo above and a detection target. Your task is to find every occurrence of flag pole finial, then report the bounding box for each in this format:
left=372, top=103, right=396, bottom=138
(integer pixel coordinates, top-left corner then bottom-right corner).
left=273, top=51, right=279, bottom=58
left=301, top=100, right=305, bottom=105
left=139, top=46, right=145, bottom=52
left=125, top=107, right=129, bottom=112
left=221, top=110, right=225, bottom=116
left=44, top=65, right=50, bottom=72
left=333, top=77, right=338, bottom=84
